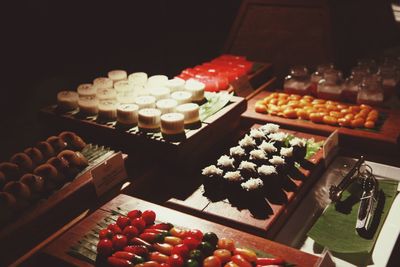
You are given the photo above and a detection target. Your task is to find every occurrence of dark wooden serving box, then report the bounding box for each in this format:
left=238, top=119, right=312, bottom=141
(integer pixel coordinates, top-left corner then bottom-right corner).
left=39, top=96, right=247, bottom=169
left=166, top=125, right=326, bottom=239
left=40, top=194, right=320, bottom=267
left=242, top=90, right=400, bottom=155
left=0, top=152, right=127, bottom=266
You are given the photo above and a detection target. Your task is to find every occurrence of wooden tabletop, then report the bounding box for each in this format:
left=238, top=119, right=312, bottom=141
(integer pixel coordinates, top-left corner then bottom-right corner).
left=41, top=194, right=320, bottom=267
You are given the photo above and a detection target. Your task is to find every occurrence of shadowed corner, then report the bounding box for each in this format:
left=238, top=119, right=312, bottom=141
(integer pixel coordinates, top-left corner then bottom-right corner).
left=263, top=185, right=288, bottom=205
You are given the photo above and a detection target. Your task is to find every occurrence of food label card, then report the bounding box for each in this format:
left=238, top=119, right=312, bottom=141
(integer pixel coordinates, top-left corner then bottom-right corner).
left=323, top=130, right=339, bottom=167
left=91, top=152, right=127, bottom=196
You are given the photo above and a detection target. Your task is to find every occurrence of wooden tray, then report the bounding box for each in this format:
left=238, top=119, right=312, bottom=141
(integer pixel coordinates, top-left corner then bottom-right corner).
left=39, top=96, right=247, bottom=168
left=166, top=126, right=326, bottom=239
left=242, top=90, right=400, bottom=155
left=0, top=150, right=127, bottom=266
left=40, top=194, right=320, bottom=267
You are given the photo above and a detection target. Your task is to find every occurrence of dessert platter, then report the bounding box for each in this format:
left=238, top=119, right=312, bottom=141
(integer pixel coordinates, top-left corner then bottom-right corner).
left=0, top=131, right=127, bottom=266
left=166, top=123, right=326, bottom=238
left=39, top=69, right=247, bottom=164
left=40, top=194, right=321, bottom=267
left=242, top=91, right=400, bottom=153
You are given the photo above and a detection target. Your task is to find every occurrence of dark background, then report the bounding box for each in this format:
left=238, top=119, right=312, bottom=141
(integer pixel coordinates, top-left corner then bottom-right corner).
left=0, top=0, right=241, bottom=160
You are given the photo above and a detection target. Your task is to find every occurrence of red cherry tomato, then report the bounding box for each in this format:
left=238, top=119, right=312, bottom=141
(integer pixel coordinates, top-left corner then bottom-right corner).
left=140, top=232, right=164, bottom=243
left=123, top=225, right=139, bottom=239
left=131, top=217, right=146, bottom=232
left=107, top=256, right=132, bottom=267
left=123, top=245, right=149, bottom=256
left=203, top=256, right=222, bottom=267
left=167, top=254, right=184, bottom=267
left=127, top=209, right=142, bottom=220
left=113, top=251, right=136, bottom=261
left=255, top=257, right=285, bottom=265
left=97, top=239, right=114, bottom=257
left=149, top=223, right=174, bottom=231
left=99, top=229, right=114, bottom=240
left=231, top=255, right=252, bottom=267
left=117, top=216, right=131, bottom=230
left=141, top=210, right=156, bottom=225
left=107, top=223, right=123, bottom=234
left=182, top=237, right=201, bottom=250
left=187, top=229, right=203, bottom=241
left=112, top=234, right=128, bottom=250
left=171, top=244, right=189, bottom=259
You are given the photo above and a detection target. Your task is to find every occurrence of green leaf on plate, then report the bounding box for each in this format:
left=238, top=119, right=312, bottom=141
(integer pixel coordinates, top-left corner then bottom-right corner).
left=199, top=92, right=233, bottom=121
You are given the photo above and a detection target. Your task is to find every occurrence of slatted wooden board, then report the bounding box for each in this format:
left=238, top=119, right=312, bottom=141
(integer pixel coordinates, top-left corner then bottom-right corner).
left=166, top=125, right=326, bottom=239
left=41, top=194, right=320, bottom=267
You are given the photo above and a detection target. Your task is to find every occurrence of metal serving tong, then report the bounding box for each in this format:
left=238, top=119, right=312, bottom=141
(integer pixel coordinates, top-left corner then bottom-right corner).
left=355, top=165, right=379, bottom=235
left=329, top=156, right=365, bottom=202
left=329, top=156, right=380, bottom=235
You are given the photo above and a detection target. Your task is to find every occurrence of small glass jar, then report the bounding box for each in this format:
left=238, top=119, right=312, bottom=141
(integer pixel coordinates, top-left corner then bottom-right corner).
left=342, top=66, right=368, bottom=103
left=357, top=58, right=378, bottom=74
left=283, top=66, right=311, bottom=95
left=357, top=74, right=384, bottom=106
left=378, top=63, right=398, bottom=99
left=309, top=63, right=334, bottom=96
left=317, top=69, right=344, bottom=101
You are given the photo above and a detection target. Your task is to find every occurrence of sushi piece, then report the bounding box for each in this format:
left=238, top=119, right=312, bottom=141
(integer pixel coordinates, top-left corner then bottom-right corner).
left=229, top=146, right=246, bottom=165
left=269, top=155, right=288, bottom=176
left=217, top=155, right=235, bottom=172
left=267, top=132, right=288, bottom=150
left=3, top=181, right=32, bottom=210
left=249, top=128, right=266, bottom=146
left=280, top=147, right=295, bottom=167
left=0, top=192, right=17, bottom=223
left=138, top=108, right=162, bottom=132
left=258, top=141, right=278, bottom=156
left=257, top=165, right=279, bottom=186
left=0, top=162, right=21, bottom=181
left=259, top=123, right=280, bottom=135
left=223, top=171, right=245, bottom=195
left=238, top=161, right=258, bottom=179
left=249, top=149, right=268, bottom=165
left=10, top=153, right=34, bottom=173
left=240, top=178, right=265, bottom=201
left=57, top=91, right=79, bottom=111
left=201, top=165, right=224, bottom=194
left=24, top=147, right=44, bottom=166
left=289, top=137, right=308, bottom=161
left=238, top=135, right=256, bottom=153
